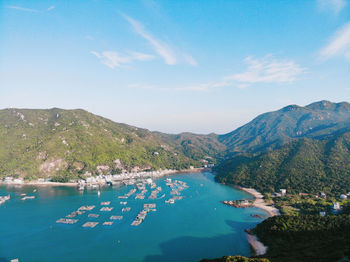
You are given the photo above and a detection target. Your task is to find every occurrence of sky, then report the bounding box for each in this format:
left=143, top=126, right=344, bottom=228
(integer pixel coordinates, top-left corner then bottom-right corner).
left=1, top=0, right=350, bottom=134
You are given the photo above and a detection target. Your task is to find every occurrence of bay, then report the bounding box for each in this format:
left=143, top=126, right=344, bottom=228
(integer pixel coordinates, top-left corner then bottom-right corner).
left=0, top=172, right=267, bottom=262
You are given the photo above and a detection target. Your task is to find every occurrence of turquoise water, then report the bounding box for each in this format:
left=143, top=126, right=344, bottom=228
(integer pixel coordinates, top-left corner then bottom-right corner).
left=0, top=172, right=267, bottom=262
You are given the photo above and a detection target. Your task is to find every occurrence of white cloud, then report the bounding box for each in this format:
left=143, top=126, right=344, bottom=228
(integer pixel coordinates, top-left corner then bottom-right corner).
left=122, top=14, right=177, bottom=65
left=6, top=5, right=56, bottom=13
left=319, top=22, right=350, bottom=60
left=91, top=51, right=154, bottom=69
left=122, top=14, right=197, bottom=66
left=6, top=5, right=39, bottom=12
left=317, top=0, right=347, bottom=15
left=225, top=56, right=304, bottom=84
left=178, top=55, right=304, bottom=91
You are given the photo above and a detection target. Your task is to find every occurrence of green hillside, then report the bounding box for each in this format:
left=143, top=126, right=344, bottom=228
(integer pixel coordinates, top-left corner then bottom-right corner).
left=0, top=108, right=224, bottom=181
left=218, top=101, right=350, bottom=154
left=254, top=215, right=350, bottom=262
left=215, top=132, right=350, bottom=195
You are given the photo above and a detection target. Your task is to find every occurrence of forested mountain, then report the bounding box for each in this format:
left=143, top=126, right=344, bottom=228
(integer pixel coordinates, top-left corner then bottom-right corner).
left=218, top=100, right=350, bottom=154
left=0, top=108, right=223, bottom=180
left=2, top=100, right=350, bottom=183
left=215, top=132, right=350, bottom=195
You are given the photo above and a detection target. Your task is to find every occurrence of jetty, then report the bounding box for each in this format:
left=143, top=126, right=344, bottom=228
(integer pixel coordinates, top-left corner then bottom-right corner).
left=221, top=200, right=254, bottom=208
left=21, top=196, right=35, bottom=201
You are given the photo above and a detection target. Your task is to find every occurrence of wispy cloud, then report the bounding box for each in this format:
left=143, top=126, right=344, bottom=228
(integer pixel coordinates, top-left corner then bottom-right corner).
left=225, top=56, right=304, bottom=85
left=6, top=5, right=55, bottom=13
left=178, top=55, right=304, bottom=91
left=122, top=14, right=197, bottom=66
left=122, top=14, right=177, bottom=65
left=319, top=22, right=350, bottom=60
left=317, top=0, right=347, bottom=15
left=91, top=51, right=154, bottom=69
left=6, top=5, right=40, bottom=13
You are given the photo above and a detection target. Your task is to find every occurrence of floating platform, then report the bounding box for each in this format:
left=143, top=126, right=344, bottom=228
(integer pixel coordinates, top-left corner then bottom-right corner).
left=110, top=215, right=123, bottom=220
left=82, top=222, right=99, bottom=228
left=88, top=213, right=100, bottom=218
left=79, top=205, right=95, bottom=211
left=56, top=218, right=78, bottom=224
left=100, top=207, right=113, bottom=211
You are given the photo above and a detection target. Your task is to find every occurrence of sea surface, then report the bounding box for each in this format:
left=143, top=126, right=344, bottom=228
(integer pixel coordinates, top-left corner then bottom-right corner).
left=0, top=172, right=267, bottom=262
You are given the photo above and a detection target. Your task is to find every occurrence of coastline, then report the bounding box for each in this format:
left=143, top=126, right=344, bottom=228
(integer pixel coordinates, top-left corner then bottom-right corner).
left=235, top=186, right=280, bottom=217
left=234, top=186, right=280, bottom=257
left=0, top=168, right=207, bottom=187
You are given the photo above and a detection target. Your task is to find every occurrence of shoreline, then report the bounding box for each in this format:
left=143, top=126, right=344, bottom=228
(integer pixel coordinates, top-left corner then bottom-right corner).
left=235, top=186, right=280, bottom=217
left=0, top=168, right=207, bottom=187
left=234, top=186, right=280, bottom=257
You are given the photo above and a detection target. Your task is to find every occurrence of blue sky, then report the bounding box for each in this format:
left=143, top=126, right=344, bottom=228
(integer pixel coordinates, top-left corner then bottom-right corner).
left=1, top=0, right=350, bottom=134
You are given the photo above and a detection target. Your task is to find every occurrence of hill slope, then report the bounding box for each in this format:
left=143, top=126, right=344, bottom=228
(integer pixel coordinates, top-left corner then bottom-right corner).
left=0, top=108, right=225, bottom=180
left=219, top=101, right=350, bottom=154
left=215, top=132, right=350, bottom=195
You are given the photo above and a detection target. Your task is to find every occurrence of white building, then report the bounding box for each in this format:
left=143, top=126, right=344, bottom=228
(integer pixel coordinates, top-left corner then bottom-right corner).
left=340, top=194, right=348, bottom=200
left=333, top=202, right=341, bottom=210
left=280, top=189, right=287, bottom=196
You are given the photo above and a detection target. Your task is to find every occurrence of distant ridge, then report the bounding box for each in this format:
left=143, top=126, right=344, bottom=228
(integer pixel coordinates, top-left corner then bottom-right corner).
left=1, top=100, right=350, bottom=181
left=218, top=100, right=350, bottom=154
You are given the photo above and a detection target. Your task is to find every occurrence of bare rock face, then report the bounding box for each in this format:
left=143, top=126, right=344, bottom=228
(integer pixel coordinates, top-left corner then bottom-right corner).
left=72, top=162, right=84, bottom=171
left=37, top=152, right=48, bottom=160
left=113, top=159, right=124, bottom=169
left=96, top=165, right=110, bottom=174
left=39, top=158, right=67, bottom=176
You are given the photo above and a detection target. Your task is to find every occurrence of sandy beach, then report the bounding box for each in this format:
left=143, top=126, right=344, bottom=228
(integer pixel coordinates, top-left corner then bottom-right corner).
left=234, top=186, right=280, bottom=256
left=237, top=186, right=280, bottom=217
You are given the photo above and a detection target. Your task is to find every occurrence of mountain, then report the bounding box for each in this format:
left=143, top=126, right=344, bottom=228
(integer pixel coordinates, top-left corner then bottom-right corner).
left=214, top=132, right=350, bottom=195
left=218, top=101, right=350, bottom=154
left=0, top=108, right=224, bottom=181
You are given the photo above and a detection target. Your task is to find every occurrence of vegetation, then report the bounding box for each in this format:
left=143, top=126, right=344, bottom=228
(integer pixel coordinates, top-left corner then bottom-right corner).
left=273, top=195, right=333, bottom=215
left=219, top=100, right=350, bottom=154
left=200, top=255, right=270, bottom=262
left=0, top=108, right=225, bottom=180
left=254, top=215, right=350, bottom=262
left=215, top=134, right=350, bottom=196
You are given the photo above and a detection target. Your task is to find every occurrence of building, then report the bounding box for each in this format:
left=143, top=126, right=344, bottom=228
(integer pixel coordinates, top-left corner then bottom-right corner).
left=280, top=189, right=287, bottom=196
left=320, top=211, right=326, bottom=217
left=340, top=194, right=348, bottom=200
left=333, top=202, right=341, bottom=211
